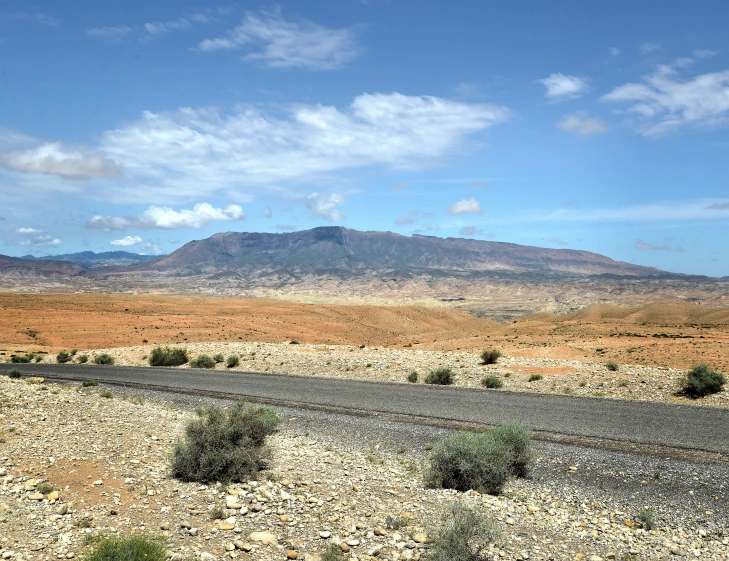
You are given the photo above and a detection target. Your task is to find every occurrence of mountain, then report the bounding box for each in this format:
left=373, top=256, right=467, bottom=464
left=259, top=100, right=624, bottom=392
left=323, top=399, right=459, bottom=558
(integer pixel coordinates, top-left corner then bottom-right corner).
left=126, top=226, right=665, bottom=277
left=0, top=254, right=86, bottom=278
left=21, top=251, right=162, bottom=268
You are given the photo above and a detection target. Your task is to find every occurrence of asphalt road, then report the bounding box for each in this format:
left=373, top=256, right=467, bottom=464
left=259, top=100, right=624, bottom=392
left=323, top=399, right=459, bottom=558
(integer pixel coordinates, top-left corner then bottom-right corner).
left=3, top=363, right=728, bottom=454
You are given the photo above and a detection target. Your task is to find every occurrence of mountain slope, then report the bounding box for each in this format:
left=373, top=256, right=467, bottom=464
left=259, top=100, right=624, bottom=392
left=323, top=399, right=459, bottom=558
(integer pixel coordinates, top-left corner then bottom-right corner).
left=21, top=251, right=161, bottom=268
left=0, top=254, right=86, bottom=277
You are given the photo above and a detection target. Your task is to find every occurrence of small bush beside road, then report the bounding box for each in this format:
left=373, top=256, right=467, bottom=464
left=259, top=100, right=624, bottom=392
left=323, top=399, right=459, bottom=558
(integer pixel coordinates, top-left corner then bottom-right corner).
left=424, top=367, right=454, bottom=385
left=149, top=346, right=189, bottom=367
left=680, top=364, right=726, bottom=398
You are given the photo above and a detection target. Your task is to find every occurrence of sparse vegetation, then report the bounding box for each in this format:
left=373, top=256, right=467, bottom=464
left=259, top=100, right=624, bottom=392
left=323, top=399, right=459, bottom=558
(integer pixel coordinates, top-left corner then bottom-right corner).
left=77, top=354, right=89, bottom=364
left=70, top=349, right=78, bottom=356
left=480, top=348, right=502, bottom=365
left=94, top=354, right=115, bottom=365
left=209, top=506, right=225, bottom=521
left=213, top=353, right=224, bottom=364
left=680, top=364, right=726, bottom=398
left=7, top=368, right=22, bottom=379
left=407, top=370, right=418, bottom=383
left=148, top=346, right=188, bottom=367
left=606, top=362, right=620, bottom=371
left=82, top=379, right=99, bottom=387
left=100, top=390, right=114, bottom=399
left=36, top=481, right=54, bottom=494
left=226, top=355, right=240, bottom=368
left=528, top=374, right=543, bottom=382
left=424, top=423, right=532, bottom=495
left=320, top=543, right=348, bottom=561
left=171, top=401, right=280, bottom=483
left=428, top=502, right=499, bottom=561
left=81, top=533, right=167, bottom=561
left=385, top=515, right=409, bottom=530
left=10, top=355, right=30, bottom=363
left=424, top=366, right=454, bottom=385
left=190, top=354, right=215, bottom=369
left=635, top=507, right=656, bottom=530
left=481, top=376, right=503, bottom=389
left=57, top=350, right=71, bottom=364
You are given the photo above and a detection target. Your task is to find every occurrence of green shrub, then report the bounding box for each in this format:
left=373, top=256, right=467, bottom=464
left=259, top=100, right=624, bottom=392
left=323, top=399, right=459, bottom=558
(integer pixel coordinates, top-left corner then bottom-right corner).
left=213, top=353, right=224, bottom=364
left=424, top=423, right=532, bottom=495
left=57, top=350, right=71, bottom=364
left=77, top=354, right=89, bottom=364
left=320, top=543, right=347, bottom=561
left=635, top=507, right=656, bottom=530
left=209, top=506, right=225, bottom=521
left=82, top=379, right=99, bottom=387
left=94, top=354, right=115, bottom=365
left=7, top=368, right=22, bottom=379
left=190, top=354, right=215, bottom=369
left=226, top=355, right=240, bottom=368
left=385, top=515, right=409, bottom=530
left=70, top=349, right=78, bottom=356
left=480, top=349, right=502, bottom=365
left=36, top=482, right=54, bottom=494
left=606, top=362, right=620, bottom=372
left=81, top=533, right=167, bottom=561
left=481, top=376, right=503, bottom=389
left=680, top=364, right=726, bottom=398
left=528, top=374, right=543, bottom=382
left=100, top=390, right=114, bottom=399
left=407, top=371, right=418, bottom=383
left=425, top=367, right=454, bottom=385
left=10, top=355, right=30, bottom=363
left=148, top=346, right=189, bottom=367
left=171, top=401, right=280, bottom=483
left=34, top=355, right=43, bottom=363
left=428, top=502, right=499, bottom=561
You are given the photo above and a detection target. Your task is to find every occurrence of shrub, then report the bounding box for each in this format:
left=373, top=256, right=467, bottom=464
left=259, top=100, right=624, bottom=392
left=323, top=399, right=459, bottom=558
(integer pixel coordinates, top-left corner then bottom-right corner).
left=82, top=379, right=99, bottom=387
left=425, top=367, right=454, bottom=385
left=37, top=481, right=55, bottom=495
left=385, top=515, right=409, bottom=530
left=100, top=390, right=114, bottom=399
left=34, top=355, right=43, bottom=363
left=148, top=346, right=188, bottom=367
left=606, top=362, right=620, bottom=372
left=635, top=507, right=656, bottom=530
left=77, top=354, right=89, bottom=364
left=481, top=376, right=503, bottom=389
left=226, top=355, right=240, bottom=368
left=528, top=374, right=543, bottom=382
left=424, top=423, right=532, bottom=494
left=171, top=401, right=280, bottom=483
left=57, top=350, right=71, bottom=364
left=680, top=364, right=726, bottom=398
left=10, top=355, right=30, bottom=363
left=81, top=533, right=167, bottom=561
left=428, top=502, right=499, bottom=561
left=190, top=354, right=215, bottom=369
left=407, top=371, right=418, bottom=383
left=480, top=349, right=502, bottom=365
left=320, top=543, right=347, bottom=561
left=213, top=353, right=225, bottom=364
left=7, top=368, right=22, bottom=379
left=94, top=354, right=115, bottom=365
left=70, top=349, right=78, bottom=356
left=209, top=506, right=225, bottom=521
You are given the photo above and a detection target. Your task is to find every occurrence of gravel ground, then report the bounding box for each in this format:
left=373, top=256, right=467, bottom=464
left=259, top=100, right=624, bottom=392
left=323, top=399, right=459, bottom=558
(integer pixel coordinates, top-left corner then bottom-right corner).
left=1, top=375, right=728, bottom=561
left=35, top=341, right=729, bottom=408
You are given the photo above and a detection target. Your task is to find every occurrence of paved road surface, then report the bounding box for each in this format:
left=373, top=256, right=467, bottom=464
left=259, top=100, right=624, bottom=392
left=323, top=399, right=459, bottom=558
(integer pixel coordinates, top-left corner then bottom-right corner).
left=2, top=363, right=727, bottom=454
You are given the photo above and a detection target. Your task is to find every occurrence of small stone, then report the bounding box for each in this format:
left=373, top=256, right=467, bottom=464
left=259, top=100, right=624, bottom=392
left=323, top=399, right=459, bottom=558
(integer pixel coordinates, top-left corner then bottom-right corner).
left=319, top=531, right=331, bottom=539
left=339, top=543, right=350, bottom=553
left=346, top=539, right=359, bottom=547
left=92, top=480, right=103, bottom=486
left=249, top=531, right=277, bottom=545
left=47, top=491, right=59, bottom=501
left=56, top=504, right=69, bottom=515
left=374, top=528, right=387, bottom=536
left=225, top=544, right=235, bottom=552
left=670, top=546, right=680, bottom=555
left=2, top=553, right=12, bottom=559
left=413, top=533, right=428, bottom=544
left=286, top=551, right=298, bottom=560
left=605, top=554, right=615, bottom=560
left=27, top=492, right=45, bottom=501
left=588, top=556, right=603, bottom=561
left=218, top=522, right=235, bottom=531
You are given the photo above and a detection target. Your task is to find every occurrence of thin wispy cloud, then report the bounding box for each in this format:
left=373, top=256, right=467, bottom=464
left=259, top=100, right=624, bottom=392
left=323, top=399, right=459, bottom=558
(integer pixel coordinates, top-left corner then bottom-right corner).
left=459, top=226, right=482, bottom=236
left=87, top=9, right=222, bottom=43
left=639, top=42, right=662, bottom=54
left=392, top=181, right=409, bottom=190
left=0, top=10, right=60, bottom=27
left=558, top=112, right=609, bottom=136
left=706, top=202, right=729, bottom=210
left=602, top=63, right=729, bottom=136
left=199, top=12, right=361, bottom=70
left=537, top=73, right=589, bottom=100
left=16, top=227, right=61, bottom=248
left=87, top=203, right=245, bottom=231
left=0, top=142, right=121, bottom=179
left=396, top=216, right=415, bottom=225
left=635, top=240, right=670, bottom=251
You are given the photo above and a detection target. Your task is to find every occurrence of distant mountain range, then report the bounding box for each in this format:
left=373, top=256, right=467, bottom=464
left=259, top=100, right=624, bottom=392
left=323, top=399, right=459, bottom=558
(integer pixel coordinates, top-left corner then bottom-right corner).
left=2, top=227, right=726, bottom=318
left=20, top=251, right=161, bottom=269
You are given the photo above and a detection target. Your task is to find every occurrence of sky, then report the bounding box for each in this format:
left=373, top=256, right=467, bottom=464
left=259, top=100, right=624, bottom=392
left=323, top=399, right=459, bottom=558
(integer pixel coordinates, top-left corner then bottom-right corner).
left=0, top=1, right=728, bottom=276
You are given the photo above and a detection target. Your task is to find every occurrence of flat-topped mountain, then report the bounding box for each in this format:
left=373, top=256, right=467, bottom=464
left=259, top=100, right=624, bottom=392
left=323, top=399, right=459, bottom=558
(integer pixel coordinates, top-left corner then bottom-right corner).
left=21, top=251, right=161, bottom=269
left=128, top=226, right=665, bottom=277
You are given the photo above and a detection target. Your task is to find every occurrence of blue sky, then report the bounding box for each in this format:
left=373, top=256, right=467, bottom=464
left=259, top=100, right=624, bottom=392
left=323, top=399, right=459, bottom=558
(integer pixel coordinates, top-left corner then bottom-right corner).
left=1, top=1, right=728, bottom=276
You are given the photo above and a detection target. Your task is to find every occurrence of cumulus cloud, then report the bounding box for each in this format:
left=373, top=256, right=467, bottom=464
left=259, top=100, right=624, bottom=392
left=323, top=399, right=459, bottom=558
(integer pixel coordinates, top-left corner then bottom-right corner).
left=601, top=65, right=729, bottom=136
left=0, top=142, right=120, bottom=179
left=88, top=203, right=245, bottom=231
left=110, top=235, right=142, bottom=247
left=199, top=12, right=360, bottom=70
left=396, top=216, right=415, bottom=225
left=635, top=240, right=671, bottom=251
left=557, top=112, right=609, bottom=136
left=98, top=93, right=509, bottom=203
left=16, top=227, right=61, bottom=248
left=459, top=226, right=482, bottom=236
left=263, top=206, right=272, bottom=218
left=306, top=193, right=344, bottom=221
left=139, top=242, right=164, bottom=255
left=537, top=73, right=589, bottom=100
left=448, top=197, right=482, bottom=215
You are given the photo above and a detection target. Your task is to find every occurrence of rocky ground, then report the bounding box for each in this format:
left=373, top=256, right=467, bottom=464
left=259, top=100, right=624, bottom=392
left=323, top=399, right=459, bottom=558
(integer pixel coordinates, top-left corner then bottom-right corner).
left=33, top=341, right=729, bottom=408
left=2, top=375, right=729, bottom=561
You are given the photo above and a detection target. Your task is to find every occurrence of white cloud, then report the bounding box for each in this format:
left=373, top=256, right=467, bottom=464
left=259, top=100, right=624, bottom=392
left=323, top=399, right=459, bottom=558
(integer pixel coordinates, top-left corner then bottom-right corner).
left=0, top=142, right=120, bottom=179
left=557, top=112, right=609, bottom=136
left=263, top=206, right=272, bottom=218
left=139, top=242, right=163, bottom=255
left=199, top=12, right=360, bottom=70
left=110, top=235, right=142, bottom=247
left=306, top=193, right=344, bottom=221
left=601, top=65, right=729, bottom=136
left=88, top=203, right=245, bottom=231
left=1, top=10, right=60, bottom=27
left=693, top=49, right=717, bottom=59
left=537, top=73, right=589, bottom=100
left=448, top=197, right=482, bottom=215
left=640, top=43, right=662, bottom=54
left=144, top=18, right=192, bottom=35
left=86, top=25, right=133, bottom=42
left=86, top=9, right=223, bottom=42
left=635, top=240, right=670, bottom=251
left=16, top=227, right=61, bottom=248
left=97, top=93, right=508, bottom=203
